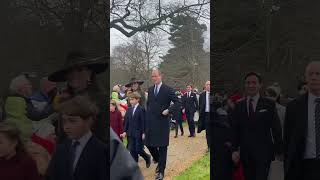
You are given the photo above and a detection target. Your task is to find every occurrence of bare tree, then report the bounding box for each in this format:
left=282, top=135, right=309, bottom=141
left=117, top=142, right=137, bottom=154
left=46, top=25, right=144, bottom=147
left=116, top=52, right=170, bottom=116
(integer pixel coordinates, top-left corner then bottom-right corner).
left=11, top=0, right=108, bottom=52
left=112, top=37, right=148, bottom=78
left=135, top=30, right=163, bottom=86
left=110, top=0, right=210, bottom=37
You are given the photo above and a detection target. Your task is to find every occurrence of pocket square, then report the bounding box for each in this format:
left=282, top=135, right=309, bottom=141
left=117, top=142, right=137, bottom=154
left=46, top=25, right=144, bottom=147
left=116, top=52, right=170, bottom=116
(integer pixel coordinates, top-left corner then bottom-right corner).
left=259, top=109, right=267, bottom=112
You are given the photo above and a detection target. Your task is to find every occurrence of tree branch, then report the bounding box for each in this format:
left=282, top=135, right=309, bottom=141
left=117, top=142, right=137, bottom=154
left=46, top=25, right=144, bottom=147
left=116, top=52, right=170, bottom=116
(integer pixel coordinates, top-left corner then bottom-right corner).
left=110, top=0, right=210, bottom=37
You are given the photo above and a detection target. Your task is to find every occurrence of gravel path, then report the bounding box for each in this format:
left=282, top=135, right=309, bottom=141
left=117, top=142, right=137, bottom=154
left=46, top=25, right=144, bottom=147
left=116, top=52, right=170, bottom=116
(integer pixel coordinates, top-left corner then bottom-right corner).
left=138, top=129, right=208, bottom=180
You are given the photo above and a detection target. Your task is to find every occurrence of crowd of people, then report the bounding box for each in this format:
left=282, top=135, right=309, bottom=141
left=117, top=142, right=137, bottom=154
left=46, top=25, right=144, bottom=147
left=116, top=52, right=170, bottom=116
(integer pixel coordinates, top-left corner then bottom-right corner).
left=0, top=51, right=128, bottom=180
left=110, top=68, right=210, bottom=180
left=2, top=51, right=319, bottom=180
left=209, top=61, right=320, bottom=180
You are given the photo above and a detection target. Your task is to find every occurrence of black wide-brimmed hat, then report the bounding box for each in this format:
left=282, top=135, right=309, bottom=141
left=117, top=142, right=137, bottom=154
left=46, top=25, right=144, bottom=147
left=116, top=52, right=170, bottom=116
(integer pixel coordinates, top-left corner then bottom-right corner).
left=125, top=77, right=144, bottom=87
left=48, top=51, right=108, bottom=82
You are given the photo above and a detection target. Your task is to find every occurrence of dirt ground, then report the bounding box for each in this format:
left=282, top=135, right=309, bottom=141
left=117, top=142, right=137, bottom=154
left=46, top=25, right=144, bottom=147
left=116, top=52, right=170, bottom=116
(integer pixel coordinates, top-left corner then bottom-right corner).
left=138, top=129, right=208, bottom=180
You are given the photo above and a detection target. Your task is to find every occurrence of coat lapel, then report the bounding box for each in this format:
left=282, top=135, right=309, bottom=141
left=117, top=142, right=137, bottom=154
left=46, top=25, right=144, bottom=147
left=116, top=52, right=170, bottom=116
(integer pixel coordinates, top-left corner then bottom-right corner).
left=133, top=105, right=140, bottom=118
left=301, top=93, right=308, bottom=139
left=255, top=97, right=264, bottom=115
left=73, top=136, right=93, bottom=176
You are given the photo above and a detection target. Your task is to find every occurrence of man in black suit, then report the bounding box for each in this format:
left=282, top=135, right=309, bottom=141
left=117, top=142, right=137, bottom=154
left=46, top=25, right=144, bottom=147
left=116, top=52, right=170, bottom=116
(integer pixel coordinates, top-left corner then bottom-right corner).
left=182, top=85, right=199, bottom=137
left=145, top=68, right=179, bottom=180
left=197, top=81, right=211, bottom=149
left=284, top=61, right=320, bottom=180
left=231, top=72, right=283, bottom=180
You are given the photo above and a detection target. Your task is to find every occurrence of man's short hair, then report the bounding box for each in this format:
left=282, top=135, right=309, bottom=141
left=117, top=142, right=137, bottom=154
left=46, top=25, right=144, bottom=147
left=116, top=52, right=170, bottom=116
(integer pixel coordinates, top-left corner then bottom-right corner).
left=244, top=72, right=262, bottom=83
left=55, top=95, right=99, bottom=119
left=128, top=92, right=141, bottom=100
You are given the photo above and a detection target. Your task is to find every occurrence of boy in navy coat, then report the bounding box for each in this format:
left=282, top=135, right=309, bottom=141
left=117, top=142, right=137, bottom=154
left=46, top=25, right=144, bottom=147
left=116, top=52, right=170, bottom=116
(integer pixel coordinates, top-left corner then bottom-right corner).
left=121, top=92, right=151, bottom=168
left=46, top=95, right=107, bottom=180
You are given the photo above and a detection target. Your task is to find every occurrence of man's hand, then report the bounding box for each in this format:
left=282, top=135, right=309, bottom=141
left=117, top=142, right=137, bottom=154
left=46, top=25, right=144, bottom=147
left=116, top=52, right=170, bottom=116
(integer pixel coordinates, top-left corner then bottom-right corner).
left=120, top=132, right=126, bottom=138
left=232, top=151, right=240, bottom=164
left=142, top=133, right=145, bottom=140
left=162, top=109, right=169, bottom=116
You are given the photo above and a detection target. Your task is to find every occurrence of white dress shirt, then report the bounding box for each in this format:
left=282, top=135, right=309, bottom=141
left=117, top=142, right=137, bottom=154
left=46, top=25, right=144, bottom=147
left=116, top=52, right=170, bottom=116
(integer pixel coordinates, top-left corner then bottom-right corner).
left=154, top=82, right=162, bottom=95
left=304, top=93, right=319, bottom=159
left=132, top=103, right=139, bottom=116
left=205, top=91, right=210, bottom=112
left=246, top=94, right=260, bottom=115
left=72, top=131, right=93, bottom=170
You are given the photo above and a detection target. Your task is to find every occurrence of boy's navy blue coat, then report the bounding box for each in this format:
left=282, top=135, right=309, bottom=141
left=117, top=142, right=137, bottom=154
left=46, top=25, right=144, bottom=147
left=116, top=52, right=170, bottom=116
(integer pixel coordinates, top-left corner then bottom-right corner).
left=124, top=105, right=145, bottom=138
left=124, top=105, right=145, bottom=152
left=46, top=135, right=107, bottom=180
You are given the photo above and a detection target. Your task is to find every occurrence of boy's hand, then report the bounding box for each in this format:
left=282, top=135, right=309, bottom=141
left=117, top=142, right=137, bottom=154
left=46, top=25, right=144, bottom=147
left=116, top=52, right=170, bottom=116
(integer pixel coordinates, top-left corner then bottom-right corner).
left=162, top=109, right=169, bottom=116
left=142, top=133, right=145, bottom=140
left=232, top=151, right=240, bottom=164
left=120, top=132, right=126, bottom=138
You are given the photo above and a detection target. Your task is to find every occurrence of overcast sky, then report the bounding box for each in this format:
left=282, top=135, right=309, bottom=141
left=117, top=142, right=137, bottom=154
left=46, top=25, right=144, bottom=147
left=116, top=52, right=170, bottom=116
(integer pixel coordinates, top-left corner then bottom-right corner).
left=110, top=0, right=210, bottom=65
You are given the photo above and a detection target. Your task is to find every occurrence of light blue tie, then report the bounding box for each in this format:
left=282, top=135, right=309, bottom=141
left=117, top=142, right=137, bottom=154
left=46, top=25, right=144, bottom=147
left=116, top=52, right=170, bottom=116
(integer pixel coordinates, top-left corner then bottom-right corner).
left=154, top=85, right=158, bottom=96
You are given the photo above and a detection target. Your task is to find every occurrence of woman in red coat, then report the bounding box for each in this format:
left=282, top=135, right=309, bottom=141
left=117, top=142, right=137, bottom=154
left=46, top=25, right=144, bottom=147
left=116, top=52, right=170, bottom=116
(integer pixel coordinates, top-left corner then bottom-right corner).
left=0, top=122, right=41, bottom=180
left=110, top=99, right=124, bottom=139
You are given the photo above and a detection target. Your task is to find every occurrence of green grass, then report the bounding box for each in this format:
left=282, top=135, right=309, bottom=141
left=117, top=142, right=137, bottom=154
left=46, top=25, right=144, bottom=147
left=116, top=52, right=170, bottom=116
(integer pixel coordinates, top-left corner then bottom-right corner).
left=174, top=153, right=210, bottom=180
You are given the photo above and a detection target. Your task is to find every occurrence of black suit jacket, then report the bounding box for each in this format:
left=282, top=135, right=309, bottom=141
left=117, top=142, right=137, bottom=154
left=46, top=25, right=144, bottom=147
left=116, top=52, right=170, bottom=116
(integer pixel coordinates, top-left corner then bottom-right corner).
left=124, top=105, right=146, bottom=138
left=145, top=83, right=179, bottom=147
left=231, top=97, right=283, bottom=161
left=182, top=92, right=198, bottom=113
left=46, top=135, right=107, bottom=180
left=283, top=93, right=310, bottom=180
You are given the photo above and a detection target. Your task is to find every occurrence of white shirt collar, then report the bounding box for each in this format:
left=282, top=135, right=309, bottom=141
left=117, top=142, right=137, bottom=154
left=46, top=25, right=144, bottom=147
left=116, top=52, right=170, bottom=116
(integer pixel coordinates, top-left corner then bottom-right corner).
left=247, top=93, right=260, bottom=103
left=308, top=92, right=320, bottom=104
left=74, top=130, right=92, bottom=146
left=133, top=103, right=139, bottom=109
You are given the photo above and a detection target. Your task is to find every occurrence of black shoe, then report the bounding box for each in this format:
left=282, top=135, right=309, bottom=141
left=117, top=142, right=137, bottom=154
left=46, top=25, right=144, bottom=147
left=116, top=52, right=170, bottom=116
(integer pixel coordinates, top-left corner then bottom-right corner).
left=155, top=166, right=160, bottom=173
left=181, top=132, right=184, bottom=136
left=174, top=135, right=178, bottom=138
left=155, top=172, right=164, bottom=180
left=146, top=155, right=151, bottom=168
left=153, top=159, right=158, bottom=164
left=188, top=135, right=192, bottom=137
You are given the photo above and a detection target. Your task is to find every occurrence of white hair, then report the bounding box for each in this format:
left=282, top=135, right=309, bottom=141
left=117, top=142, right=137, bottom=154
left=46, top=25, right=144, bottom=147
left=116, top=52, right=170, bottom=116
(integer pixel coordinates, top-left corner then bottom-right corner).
left=9, top=75, right=29, bottom=94
left=113, top=85, right=120, bottom=92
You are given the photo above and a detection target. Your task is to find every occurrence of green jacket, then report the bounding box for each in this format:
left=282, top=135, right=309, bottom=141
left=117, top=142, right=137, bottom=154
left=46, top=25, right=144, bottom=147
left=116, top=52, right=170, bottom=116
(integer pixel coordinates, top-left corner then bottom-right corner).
left=5, top=96, right=32, bottom=142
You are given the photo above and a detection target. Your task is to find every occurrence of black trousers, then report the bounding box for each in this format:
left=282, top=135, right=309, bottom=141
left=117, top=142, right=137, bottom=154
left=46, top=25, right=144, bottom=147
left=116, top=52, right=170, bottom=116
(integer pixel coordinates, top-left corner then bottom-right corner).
left=302, top=159, right=320, bottom=180
left=186, top=111, right=195, bottom=135
left=205, top=112, right=210, bottom=149
left=130, top=149, right=150, bottom=163
left=175, top=119, right=184, bottom=136
left=212, top=141, right=232, bottom=180
left=242, top=154, right=271, bottom=180
left=147, top=146, right=168, bottom=174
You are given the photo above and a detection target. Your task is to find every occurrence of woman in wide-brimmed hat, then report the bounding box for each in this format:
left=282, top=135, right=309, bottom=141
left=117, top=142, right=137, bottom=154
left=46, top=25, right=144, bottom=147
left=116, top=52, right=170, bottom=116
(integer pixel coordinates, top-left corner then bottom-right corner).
left=125, top=78, right=146, bottom=108
left=48, top=50, right=108, bottom=144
